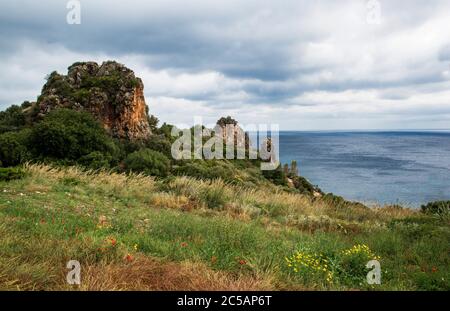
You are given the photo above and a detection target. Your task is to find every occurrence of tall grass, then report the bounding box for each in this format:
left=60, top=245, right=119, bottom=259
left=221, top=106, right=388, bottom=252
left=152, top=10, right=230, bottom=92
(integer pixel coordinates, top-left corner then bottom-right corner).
left=0, top=164, right=448, bottom=290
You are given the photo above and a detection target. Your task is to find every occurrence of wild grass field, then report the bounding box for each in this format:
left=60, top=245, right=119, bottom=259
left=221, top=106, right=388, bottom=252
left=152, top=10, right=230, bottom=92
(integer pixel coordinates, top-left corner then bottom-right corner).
left=0, top=164, right=448, bottom=291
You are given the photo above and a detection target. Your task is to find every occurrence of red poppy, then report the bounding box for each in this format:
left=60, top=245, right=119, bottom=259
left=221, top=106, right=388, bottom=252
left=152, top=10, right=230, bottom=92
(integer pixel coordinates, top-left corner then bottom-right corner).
left=431, top=267, right=438, bottom=273
left=181, top=242, right=188, bottom=247
left=109, top=238, right=117, bottom=246
left=239, top=259, right=247, bottom=265
left=125, top=254, right=133, bottom=262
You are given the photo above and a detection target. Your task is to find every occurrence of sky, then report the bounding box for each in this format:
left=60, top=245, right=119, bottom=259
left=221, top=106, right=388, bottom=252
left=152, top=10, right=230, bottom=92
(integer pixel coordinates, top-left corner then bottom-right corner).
left=1, top=0, right=450, bottom=130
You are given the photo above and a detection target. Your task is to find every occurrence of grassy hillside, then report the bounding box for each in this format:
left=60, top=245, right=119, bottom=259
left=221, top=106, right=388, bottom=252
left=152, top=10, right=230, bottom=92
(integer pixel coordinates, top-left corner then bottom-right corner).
left=0, top=164, right=448, bottom=290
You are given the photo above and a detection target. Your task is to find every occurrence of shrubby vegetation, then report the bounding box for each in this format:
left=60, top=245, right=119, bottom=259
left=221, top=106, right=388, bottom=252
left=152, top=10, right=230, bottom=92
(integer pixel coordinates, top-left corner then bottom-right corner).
left=0, top=167, right=25, bottom=181
left=28, top=109, right=118, bottom=163
left=78, top=151, right=113, bottom=170
left=421, top=200, right=450, bottom=217
left=2, top=61, right=448, bottom=291
left=124, top=148, right=171, bottom=177
left=0, top=104, right=28, bottom=134
left=0, top=129, right=31, bottom=166
left=0, top=103, right=280, bottom=188
left=0, top=100, right=448, bottom=291
left=0, top=164, right=448, bottom=290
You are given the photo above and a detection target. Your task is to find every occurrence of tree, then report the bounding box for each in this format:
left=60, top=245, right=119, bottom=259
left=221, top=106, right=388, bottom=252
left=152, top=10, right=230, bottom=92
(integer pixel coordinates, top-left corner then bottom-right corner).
left=0, top=105, right=26, bottom=134
left=216, top=116, right=238, bottom=127
left=28, top=109, right=118, bottom=161
left=0, top=130, right=30, bottom=167
left=147, top=113, right=159, bottom=132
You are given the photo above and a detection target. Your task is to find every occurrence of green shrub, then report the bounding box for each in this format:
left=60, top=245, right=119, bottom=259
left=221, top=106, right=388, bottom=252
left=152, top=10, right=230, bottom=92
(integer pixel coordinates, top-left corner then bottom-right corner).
left=81, top=75, right=121, bottom=91
left=421, top=201, right=450, bottom=216
left=174, top=160, right=234, bottom=181
left=44, top=72, right=74, bottom=98
left=262, top=164, right=287, bottom=186
left=78, top=151, right=112, bottom=170
left=154, top=122, right=175, bottom=141
left=200, top=183, right=229, bottom=209
left=145, top=135, right=172, bottom=157
left=337, top=244, right=380, bottom=286
left=413, top=270, right=450, bottom=291
left=291, top=175, right=321, bottom=195
left=72, top=89, right=91, bottom=103
left=0, top=105, right=26, bottom=134
left=0, top=130, right=31, bottom=166
left=321, top=193, right=367, bottom=210
left=0, top=167, right=25, bottom=181
left=28, top=109, right=118, bottom=162
left=124, top=148, right=170, bottom=177
left=286, top=244, right=381, bottom=287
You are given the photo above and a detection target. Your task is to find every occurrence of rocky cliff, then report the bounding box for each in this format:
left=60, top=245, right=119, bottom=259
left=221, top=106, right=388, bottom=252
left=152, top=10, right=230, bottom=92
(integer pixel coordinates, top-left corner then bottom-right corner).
left=35, top=61, right=152, bottom=140
left=215, top=116, right=249, bottom=148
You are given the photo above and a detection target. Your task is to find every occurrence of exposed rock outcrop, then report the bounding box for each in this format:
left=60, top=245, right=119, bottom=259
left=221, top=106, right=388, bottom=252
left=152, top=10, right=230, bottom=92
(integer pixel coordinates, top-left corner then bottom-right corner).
left=215, top=116, right=249, bottom=148
left=35, top=61, right=151, bottom=140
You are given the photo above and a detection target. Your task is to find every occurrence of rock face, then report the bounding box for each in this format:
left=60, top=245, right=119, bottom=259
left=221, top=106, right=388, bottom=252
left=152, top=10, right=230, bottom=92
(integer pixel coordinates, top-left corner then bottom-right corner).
left=215, top=116, right=248, bottom=148
left=36, top=61, right=151, bottom=140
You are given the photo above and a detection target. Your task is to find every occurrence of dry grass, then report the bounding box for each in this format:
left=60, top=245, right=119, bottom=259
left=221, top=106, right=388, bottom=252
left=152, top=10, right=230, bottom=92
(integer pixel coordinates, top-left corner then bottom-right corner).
left=1, top=164, right=447, bottom=291
left=22, top=163, right=418, bottom=226
left=24, top=163, right=157, bottom=198
left=57, top=256, right=274, bottom=291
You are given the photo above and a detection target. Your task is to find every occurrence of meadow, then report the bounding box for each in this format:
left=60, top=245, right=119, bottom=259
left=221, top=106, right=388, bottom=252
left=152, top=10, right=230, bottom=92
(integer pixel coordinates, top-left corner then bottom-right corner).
left=0, top=164, right=448, bottom=291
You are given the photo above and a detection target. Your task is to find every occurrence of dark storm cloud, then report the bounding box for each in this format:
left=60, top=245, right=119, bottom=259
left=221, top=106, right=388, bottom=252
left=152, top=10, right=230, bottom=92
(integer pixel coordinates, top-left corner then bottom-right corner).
left=1, top=0, right=450, bottom=129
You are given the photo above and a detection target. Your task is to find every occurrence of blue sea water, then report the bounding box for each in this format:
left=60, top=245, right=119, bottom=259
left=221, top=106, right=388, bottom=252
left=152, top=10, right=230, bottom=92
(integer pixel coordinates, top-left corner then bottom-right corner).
left=278, top=131, right=450, bottom=207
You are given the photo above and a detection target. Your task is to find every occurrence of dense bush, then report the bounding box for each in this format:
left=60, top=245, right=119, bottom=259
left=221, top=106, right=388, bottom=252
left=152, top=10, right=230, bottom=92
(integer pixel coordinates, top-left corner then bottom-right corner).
left=0, top=130, right=30, bottom=167
left=262, top=164, right=287, bottom=186
left=145, top=135, right=173, bottom=157
left=124, top=148, right=170, bottom=177
left=154, top=122, right=175, bottom=142
left=0, top=167, right=25, bottom=181
left=0, top=105, right=27, bottom=134
left=173, top=160, right=235, bottom=181
left=291, top=175, right=321, bottom=195
left=321, top=193, right=367, bottom=210
left=421, top=201, right=450, bottom=216
left=78, top=151, right=112, bottom=170
left=28, top=109, right=118, bottom=162
left=44, top=72, right=74, bottom=98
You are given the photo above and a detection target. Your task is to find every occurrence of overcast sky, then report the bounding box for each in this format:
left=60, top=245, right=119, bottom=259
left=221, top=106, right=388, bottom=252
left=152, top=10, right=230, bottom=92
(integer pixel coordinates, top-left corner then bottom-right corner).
left=1, top=0, right=450, bottom=130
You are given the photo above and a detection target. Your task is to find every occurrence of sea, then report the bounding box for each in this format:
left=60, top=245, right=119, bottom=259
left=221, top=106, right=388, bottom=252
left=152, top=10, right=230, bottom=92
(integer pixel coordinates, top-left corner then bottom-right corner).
left=278, top=131, right=450, bottom=208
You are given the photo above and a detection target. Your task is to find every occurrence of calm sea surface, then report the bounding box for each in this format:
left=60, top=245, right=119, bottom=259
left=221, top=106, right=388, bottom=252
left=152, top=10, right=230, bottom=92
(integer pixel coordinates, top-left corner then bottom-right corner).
left=278, top=131, right=450, bottom=207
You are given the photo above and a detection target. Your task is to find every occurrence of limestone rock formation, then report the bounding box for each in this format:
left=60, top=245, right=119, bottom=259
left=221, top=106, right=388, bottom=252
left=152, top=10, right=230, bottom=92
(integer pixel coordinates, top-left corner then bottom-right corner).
left=35, top=61, right=151, bottom=140
left=215, top=116, right=249, bottom=148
